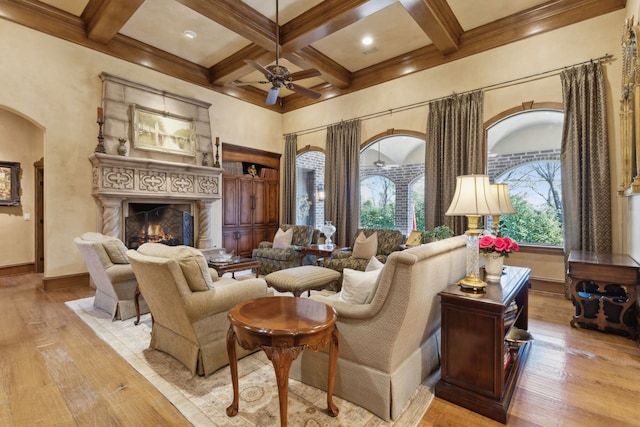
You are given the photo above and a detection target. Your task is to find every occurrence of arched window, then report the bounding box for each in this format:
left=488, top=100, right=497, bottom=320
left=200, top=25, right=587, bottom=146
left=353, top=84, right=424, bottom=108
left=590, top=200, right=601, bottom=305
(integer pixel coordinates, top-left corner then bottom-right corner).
left=296, top=150, right=325, bottom=228
left=360, top=134, right=425, bottom=235
left=487, top=108, right=564, bottom=246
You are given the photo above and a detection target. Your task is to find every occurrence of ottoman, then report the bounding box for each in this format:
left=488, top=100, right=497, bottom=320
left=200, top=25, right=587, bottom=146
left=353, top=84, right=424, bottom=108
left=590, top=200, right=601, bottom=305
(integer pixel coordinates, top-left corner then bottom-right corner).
left=265, top=266, right=341, bottom=297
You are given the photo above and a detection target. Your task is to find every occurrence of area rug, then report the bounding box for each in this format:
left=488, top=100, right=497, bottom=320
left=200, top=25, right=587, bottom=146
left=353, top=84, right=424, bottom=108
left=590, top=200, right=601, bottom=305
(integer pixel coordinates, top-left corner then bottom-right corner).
left=66, top=297, right=434, bottom=426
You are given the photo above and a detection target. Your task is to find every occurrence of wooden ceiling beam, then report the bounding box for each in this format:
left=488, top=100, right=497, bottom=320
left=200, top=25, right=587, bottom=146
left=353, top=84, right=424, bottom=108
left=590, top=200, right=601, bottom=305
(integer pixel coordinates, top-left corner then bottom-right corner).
left=280, top=0, right=396, bottom=54
left=176, top=0, right=276, bottom=51
left=82, top=0, right=145, bottom=44
left=398, top=0, right=462, bottom=54
left=209, top=44, right=272, bottom=86
left=283, top=46, right=352, bottom=89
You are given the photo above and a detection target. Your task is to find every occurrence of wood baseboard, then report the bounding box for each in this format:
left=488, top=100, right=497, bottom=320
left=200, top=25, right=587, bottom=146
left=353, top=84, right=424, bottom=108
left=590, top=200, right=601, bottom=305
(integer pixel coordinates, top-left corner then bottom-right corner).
left=42, top=273, right=89, bottom=291
left=0, top=263, right=35, bottom=277
left=529, top=277, right=564, bottom=295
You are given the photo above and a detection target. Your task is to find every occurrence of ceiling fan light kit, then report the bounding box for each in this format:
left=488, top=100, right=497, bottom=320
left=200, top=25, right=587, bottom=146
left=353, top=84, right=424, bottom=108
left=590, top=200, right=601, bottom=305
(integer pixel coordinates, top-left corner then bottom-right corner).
left=228, top=0, right=321, bottom=105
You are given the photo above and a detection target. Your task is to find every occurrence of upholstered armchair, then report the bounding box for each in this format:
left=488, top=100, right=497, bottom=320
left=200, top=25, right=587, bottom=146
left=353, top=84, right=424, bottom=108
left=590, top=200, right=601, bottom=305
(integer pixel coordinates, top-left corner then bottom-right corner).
left=127, top=243, right=270, bottom=376
left=290, top=236, right=467, bottom=421
left=74, top=232, right=149, bottom=320
left=323, top=228, right=405, bottom=273
left=252, top=224, right=314, bottom=274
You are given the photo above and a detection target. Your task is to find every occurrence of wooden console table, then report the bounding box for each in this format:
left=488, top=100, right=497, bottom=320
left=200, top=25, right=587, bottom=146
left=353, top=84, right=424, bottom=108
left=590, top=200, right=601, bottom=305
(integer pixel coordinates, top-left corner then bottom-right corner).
left=435, top=266, right=531, bottom=424
left=568, top=250, right=639, bottom=339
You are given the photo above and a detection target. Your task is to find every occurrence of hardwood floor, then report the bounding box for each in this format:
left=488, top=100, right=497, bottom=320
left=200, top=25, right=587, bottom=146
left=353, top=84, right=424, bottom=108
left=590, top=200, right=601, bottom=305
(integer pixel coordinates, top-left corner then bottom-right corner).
left=1, top=273, right=639, bottom=426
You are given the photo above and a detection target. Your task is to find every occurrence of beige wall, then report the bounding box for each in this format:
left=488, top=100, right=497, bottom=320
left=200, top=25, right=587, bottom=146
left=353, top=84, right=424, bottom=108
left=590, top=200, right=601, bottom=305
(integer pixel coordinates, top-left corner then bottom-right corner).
left=0, top=7, right=637, bottom=280
left=0, top=19, right=281, bottom=277
left=626, top=0, right=640, bottom=264
left=0, top=109, right=43, bottom=265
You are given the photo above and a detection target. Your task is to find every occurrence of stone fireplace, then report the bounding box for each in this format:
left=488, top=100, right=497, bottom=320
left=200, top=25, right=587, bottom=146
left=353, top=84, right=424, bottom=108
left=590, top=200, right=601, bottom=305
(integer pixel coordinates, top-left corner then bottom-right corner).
left=124, top=203, right=194, bottom=249
left=89, top=153, right=221, bottom=249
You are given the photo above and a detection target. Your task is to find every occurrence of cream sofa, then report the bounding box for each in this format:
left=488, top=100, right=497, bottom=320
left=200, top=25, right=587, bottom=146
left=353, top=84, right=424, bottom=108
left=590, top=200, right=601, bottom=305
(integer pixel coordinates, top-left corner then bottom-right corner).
left=127, top=243, right=270, bottom=376
left=289, top=235, right=467, bottom=421
left=74, top=232, right=149, bottom=320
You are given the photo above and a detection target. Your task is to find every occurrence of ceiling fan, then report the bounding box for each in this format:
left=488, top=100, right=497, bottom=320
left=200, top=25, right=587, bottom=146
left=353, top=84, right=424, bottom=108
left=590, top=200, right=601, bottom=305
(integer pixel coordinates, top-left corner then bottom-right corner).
left=374, top=141, right=399, bottom=169
left=229, top=0, right=322, bottom=106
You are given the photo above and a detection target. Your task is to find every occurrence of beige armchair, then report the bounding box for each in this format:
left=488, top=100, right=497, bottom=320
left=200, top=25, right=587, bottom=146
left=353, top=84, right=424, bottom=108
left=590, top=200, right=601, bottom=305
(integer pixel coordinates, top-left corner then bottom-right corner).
left=127, top=243, right=270, bottom=376
left=289, top=236, right=467, bottom=421
left=74, top=232, right=149, bottom=320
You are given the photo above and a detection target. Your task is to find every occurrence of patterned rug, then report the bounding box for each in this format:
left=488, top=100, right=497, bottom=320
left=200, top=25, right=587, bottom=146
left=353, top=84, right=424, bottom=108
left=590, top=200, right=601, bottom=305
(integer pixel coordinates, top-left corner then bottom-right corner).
left=66, top=297, right=434, bottom=426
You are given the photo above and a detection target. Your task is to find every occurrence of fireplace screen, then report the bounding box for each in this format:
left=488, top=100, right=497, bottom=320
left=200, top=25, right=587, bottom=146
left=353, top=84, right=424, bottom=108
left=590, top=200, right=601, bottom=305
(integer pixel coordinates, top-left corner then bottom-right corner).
left=125, top=206, right=194, bottom=249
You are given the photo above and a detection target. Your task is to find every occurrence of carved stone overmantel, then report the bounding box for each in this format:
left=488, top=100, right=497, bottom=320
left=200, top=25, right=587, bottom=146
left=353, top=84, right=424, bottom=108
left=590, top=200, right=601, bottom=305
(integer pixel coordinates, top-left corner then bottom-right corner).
left=89, top=153, right=222, bottom=247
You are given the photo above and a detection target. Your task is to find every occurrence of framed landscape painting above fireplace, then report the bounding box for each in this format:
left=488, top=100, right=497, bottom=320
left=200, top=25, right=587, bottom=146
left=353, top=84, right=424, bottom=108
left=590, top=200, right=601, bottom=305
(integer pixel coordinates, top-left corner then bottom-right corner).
left=131, top=104, right=196, bottom=157
left=0, top=161, right=20, bottom=206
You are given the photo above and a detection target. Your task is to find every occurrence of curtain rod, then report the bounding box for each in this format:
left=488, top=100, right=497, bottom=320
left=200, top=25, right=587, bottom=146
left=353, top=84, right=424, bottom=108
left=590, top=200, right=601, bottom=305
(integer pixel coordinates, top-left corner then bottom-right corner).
left=286, top=53, right=613, bottom=138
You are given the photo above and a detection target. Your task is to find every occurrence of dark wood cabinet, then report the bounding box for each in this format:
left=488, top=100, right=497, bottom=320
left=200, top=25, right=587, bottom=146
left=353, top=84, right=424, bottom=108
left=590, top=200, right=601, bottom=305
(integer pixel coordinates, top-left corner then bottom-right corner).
left=222, top=175, right=279, bottom=257
left=568, top=250, right=639, bottom=339
left=435, top=266, right=531, bottom=424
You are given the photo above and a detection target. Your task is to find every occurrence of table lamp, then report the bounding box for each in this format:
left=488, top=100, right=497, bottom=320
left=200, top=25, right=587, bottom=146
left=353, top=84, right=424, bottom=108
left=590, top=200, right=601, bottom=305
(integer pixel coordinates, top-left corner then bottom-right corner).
left=446, top=175, right=501, bottom=290
left=490, top=183, right=516, bottom=234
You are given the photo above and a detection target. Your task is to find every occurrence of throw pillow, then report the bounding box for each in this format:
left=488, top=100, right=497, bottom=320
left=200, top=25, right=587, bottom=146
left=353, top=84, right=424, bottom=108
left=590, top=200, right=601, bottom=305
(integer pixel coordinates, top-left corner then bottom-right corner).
left=273, top=227, right=294, bottom=249
left=340, top=268, right=382, bottom=304
left=365, top=256, right=384, bottom=272
left=352, top=231, right=378, bottom=259
left=102, top=238, right=130, bottom=264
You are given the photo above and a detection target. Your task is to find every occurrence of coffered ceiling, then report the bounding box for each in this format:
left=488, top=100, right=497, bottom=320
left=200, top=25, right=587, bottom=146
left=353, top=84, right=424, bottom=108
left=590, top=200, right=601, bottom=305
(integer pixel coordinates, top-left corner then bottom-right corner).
left=0, top=0, right=626, bottom=112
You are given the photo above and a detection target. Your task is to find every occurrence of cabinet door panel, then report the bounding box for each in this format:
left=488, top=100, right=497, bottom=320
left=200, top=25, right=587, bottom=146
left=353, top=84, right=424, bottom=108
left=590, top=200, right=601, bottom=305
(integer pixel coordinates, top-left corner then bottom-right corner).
left=222, top=177, right=239, bottom=227
left=239, top=178, right=253, bottom=226
left=265, top=180, right=279, bottom=225
left=252, top=180, right=266, bottom=225
left=236, top=229, right=253, bottom=257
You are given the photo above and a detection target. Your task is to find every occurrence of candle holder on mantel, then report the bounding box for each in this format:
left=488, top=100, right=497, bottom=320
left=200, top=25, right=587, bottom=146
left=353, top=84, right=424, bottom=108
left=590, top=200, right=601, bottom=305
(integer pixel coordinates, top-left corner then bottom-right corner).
left=213, top=137, right=221, bottom=168
left=95, top=118, right=106, bottom=153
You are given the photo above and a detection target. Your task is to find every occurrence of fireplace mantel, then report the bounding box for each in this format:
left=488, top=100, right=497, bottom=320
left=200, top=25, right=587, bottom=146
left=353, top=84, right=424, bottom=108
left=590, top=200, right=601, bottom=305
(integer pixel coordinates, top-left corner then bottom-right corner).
left=89, top=153, right=222, bottom=248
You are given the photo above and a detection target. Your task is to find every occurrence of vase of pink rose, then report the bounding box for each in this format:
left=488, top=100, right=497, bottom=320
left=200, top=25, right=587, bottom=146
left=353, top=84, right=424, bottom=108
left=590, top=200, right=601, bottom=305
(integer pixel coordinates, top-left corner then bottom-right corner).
left=479, top=235, right=519, bottom=282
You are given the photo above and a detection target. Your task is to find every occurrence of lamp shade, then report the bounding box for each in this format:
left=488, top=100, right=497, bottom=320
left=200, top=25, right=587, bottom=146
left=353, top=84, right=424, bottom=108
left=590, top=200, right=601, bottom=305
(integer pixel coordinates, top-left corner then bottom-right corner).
left=446, top=175, right=501, bottom=216
left=490, top=183, right=516, bottom=214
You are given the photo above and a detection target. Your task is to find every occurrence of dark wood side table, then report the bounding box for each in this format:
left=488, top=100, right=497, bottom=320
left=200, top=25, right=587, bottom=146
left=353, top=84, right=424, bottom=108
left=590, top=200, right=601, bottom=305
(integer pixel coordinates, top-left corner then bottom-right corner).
left=568, top=250, right=639, bottom=339
left=226, top=296, right=339, bottom=427
left=435, top=266, right=531, bottom=424
left=298, top=244, right=345, bottom=265
left=207, top=257, right=260, bottom=279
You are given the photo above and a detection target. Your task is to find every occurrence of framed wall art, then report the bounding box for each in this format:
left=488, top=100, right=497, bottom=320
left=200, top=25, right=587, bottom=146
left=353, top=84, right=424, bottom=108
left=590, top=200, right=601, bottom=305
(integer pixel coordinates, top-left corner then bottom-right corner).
left=131, top=104, right=196, bottom=157
left=0, top=161, right=21, bottom=206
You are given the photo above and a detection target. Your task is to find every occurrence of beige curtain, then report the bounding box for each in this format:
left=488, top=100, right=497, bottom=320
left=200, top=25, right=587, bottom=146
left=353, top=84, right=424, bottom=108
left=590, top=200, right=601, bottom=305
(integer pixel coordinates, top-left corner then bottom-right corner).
left=325, top=119, right=361, bottom=246
left=561, top=62, right=611, bottom=297
left=281, top=134, right=297, bottom=224
left=425, top=90, right=484, bottom=235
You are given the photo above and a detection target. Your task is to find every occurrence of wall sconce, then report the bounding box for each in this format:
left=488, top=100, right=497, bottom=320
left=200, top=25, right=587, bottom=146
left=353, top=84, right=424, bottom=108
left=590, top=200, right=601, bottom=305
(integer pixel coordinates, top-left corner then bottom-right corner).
left=317, top=184, right=325, bottom=202
left=446, top=175, right=501, bottom=291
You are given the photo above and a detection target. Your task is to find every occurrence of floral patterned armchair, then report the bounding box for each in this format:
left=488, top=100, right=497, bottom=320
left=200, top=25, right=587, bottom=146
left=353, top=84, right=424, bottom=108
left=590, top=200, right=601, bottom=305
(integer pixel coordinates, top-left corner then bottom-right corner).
left=252, top=224, right=314, bottom=274
left=323, top=228, right=405, bottom=273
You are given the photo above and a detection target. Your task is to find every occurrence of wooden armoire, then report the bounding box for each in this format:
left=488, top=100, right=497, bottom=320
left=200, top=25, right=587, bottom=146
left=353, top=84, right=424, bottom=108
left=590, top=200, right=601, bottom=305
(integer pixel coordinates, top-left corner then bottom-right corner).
left=221, top=144, right=280, bottom=257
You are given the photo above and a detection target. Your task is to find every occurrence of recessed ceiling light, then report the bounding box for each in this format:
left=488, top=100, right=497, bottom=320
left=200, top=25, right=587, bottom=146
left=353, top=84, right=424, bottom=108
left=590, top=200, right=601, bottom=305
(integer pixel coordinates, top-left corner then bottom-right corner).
left=362, top=35, right=373, bottom=46
left=184, top=30, right=197, bottom=39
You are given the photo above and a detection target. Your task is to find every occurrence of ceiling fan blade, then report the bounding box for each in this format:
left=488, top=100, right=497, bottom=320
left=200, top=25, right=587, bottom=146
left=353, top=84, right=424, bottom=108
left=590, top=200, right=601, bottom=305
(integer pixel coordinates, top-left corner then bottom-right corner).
left=245, top=60, right=273, bottom=79
left=287, top=68, right=321, bottom=81
left=266, top=86, right=281, bottom=105
left=287, top=83, right=321, bottom=99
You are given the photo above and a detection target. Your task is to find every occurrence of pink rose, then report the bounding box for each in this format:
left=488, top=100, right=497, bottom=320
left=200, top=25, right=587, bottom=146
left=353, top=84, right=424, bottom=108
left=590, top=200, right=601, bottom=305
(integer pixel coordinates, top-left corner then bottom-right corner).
left=479, top=235, right=495, bottom=250
left=508, top=239, right=519, bottom=252
left=493, top=237, right=509, bottom=253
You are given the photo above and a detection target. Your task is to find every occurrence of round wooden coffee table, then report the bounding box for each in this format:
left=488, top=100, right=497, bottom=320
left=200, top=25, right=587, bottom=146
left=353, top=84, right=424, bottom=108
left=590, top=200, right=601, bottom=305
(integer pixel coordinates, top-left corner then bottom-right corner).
left=226, top=296, right=339, bottom=426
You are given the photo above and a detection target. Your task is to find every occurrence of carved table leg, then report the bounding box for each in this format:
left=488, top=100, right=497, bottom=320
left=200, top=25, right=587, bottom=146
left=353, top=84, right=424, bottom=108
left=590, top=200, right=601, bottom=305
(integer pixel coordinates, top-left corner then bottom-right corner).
left=263, top=345, right=304, bottom=427
left=226, top=326, right=240, bottom=417
left=326, top=326, right=340, bottom=417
